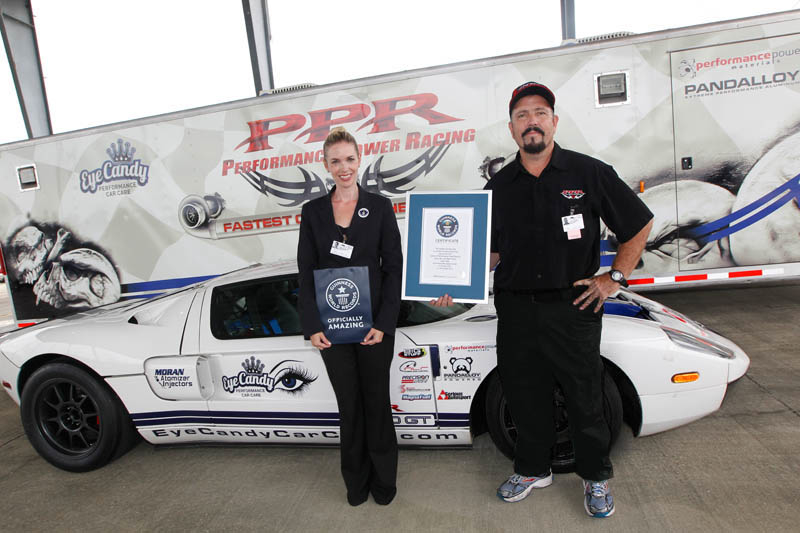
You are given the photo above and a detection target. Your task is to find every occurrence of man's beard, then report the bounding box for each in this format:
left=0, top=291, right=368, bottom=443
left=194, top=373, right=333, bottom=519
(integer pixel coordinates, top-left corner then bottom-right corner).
left=521, top=126, right=546, bottom=154
left=522, top=139, right=546, bottom=154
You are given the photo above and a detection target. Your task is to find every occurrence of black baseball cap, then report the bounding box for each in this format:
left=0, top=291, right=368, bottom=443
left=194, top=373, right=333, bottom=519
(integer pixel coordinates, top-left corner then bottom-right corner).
left=509, top=81, right=555, bottom=115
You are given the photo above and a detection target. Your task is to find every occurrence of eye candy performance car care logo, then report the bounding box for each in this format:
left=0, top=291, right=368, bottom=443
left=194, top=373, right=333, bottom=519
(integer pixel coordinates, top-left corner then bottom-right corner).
left=435, top=215, right=459, bottom=238
left=80, top=139, right=150, bottom=195
left=221, top=356, right=316, bottom=394
left=326, top=278, right=360, bottom=312
left=561, top=189, right=585, bottom=200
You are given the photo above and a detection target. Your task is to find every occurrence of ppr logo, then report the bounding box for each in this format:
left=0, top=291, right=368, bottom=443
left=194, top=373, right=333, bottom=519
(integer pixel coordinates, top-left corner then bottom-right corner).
left=236, top=93, right=462, bottom=152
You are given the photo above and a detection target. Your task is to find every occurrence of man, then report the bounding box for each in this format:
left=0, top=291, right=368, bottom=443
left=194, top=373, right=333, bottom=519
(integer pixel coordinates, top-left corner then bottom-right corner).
left=485, top=81, right=653, bottom=517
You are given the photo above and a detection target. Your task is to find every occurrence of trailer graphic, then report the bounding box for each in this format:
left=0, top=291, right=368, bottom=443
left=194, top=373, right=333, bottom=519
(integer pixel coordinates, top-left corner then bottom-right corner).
left=1, top=10, right=800, bottom=323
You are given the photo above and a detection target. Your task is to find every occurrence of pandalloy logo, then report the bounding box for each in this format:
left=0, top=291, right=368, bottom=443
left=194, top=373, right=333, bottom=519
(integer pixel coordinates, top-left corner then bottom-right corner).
left=684, top=70, right=800, bottom=97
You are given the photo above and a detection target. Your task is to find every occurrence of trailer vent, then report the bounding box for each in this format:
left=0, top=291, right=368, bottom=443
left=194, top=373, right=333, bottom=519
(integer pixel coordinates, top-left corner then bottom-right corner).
left=594, top=71, right=630, bottom=108
left=577, top=31, right=634, bottom=44
left=260, top=83, right=316, bottom=96
left=16, top=165, right=39, bottom=191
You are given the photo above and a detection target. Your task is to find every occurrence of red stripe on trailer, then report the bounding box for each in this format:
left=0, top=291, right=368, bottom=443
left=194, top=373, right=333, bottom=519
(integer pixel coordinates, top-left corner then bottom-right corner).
left=675, top=274, right=708, bottom=282
left=628, top=278, right=654, bottom=285
left=729, top=269, right=763, bottom=278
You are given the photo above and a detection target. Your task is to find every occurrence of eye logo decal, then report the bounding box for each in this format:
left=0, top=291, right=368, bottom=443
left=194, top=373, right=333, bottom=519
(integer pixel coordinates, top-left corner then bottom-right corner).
left=221, top=357, right=317, bottom=395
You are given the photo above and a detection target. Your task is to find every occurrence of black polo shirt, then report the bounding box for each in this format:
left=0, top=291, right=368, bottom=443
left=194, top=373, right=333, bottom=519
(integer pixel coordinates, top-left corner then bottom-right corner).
left=484, top=143, right=653, bottom=291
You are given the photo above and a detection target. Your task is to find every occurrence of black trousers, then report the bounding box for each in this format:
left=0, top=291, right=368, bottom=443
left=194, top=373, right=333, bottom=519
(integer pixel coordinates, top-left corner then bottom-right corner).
left=320, top=336, right=398, bottom=504
left=494, top=290, right=613, bottom=481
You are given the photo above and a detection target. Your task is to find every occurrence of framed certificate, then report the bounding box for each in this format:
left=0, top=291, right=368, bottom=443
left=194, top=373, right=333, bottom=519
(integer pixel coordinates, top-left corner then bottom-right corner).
left=402, top=191, right=492, bottom=304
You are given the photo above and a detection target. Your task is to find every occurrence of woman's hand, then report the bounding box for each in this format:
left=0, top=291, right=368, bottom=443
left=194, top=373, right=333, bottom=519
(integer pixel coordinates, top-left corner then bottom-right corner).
left=310, top=331, right=332, bottom=350
left=361, top=328, right=384, bottom=345
left=429, top=294, right=453, bottom=307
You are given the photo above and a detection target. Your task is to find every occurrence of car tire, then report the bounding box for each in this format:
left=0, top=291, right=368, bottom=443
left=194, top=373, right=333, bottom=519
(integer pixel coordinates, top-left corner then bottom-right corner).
left=484, top=367, right=623, bottom=473
left=20, top=363, right=133, bottom=472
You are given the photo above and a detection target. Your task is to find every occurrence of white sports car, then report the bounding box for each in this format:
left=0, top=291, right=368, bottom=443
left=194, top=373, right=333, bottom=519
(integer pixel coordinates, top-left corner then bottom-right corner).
left=0, top=263, right=749, bottom=472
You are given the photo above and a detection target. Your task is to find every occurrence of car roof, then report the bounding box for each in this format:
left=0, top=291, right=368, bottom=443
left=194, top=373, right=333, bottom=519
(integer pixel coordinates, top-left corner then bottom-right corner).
left=205, top=260, right=299, bottom=287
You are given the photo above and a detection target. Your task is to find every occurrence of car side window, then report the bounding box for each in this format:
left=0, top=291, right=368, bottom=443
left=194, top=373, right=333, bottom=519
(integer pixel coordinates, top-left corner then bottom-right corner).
left=210, top=276, right=302, bottom=340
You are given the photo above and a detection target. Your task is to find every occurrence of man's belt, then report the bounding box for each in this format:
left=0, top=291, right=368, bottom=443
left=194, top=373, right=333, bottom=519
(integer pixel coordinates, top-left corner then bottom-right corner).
left=495, top=286, right=584, bottom=302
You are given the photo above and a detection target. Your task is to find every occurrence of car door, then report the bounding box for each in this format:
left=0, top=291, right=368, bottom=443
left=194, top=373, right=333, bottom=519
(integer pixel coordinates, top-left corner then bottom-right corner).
left=198, top=274, right=340, bottom=445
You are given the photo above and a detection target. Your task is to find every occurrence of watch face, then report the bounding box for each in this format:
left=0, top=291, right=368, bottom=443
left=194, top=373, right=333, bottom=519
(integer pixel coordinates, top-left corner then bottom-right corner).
left=611, top=270, right=623, bottom=281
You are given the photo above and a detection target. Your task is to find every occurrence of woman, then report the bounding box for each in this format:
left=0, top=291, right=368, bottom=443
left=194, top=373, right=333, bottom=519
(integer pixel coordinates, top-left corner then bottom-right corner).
left=297, top=127, right=403, bottom=506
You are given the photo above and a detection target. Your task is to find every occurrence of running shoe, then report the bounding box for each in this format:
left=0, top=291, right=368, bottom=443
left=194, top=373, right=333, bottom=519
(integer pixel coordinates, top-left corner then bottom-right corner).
left=496, top=471, right=553, bottom=502
left=583, top=479, right=615, bottom=517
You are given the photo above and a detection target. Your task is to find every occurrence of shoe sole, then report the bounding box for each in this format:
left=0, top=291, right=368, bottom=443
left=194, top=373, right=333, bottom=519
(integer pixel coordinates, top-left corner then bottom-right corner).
left=498, top=474, right=553, bottom=503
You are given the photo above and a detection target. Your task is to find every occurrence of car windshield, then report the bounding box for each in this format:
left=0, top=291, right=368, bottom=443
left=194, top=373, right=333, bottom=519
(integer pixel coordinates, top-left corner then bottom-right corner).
left=397, top=300, right=474, bottom=327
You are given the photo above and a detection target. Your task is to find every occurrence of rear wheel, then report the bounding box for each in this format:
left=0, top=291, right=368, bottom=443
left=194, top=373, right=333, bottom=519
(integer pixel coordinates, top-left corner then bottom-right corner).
left=20, top=363, right=135, bottom=472
left=484, top=368, right=623, bottom=473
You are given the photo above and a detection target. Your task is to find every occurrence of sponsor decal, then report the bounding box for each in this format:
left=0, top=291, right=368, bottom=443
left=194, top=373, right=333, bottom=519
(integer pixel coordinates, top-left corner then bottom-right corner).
left=325, top=278, right=360, bottom=312
left=401, top=375, right=430, bottom=384
left=442, top=357, right=481, bottom=381
left=437, top=390, right=472, bottom=400
left=151, top=427, right=339, bottom=440
left=435, top=214, right=459, bottom=238
left=683, top=71, right=800, bottom=98
left=400, top=384, right=430, bottom=394
left=392, top=414, right=435, bottom=426
left=444, top=344, right=493, bottom=354
left=401, top=393, right=433, bottom=401
left=399, top=347, right=427, bottom=359
left=221, top=357, right=316, bottom=397
left=80, top=139, right=150, bottom=195
left=399, top=360, right=430, bottom=372
left=398, top=432, right=459, bottom=441
left=153, top=368, right=193, bottom=389
left=561, top=189, right=585, bottom=200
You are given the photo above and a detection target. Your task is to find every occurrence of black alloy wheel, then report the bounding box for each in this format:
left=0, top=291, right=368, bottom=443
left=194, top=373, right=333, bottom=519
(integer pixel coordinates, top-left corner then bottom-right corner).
left=20, top=363, right=136, bottom=472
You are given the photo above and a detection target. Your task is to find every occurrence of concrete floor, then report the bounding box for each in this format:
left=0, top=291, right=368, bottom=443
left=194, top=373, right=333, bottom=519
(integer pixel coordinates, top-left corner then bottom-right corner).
left=0, top=281, right=798, bottom=532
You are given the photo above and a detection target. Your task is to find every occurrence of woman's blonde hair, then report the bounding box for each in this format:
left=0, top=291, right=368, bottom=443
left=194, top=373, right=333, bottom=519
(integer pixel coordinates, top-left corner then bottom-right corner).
left=323, top=127, right=360, bottom=159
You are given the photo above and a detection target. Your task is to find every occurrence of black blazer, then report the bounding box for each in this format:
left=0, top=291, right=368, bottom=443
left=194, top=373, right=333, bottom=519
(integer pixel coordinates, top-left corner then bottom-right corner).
left=297, top=185, right=403, bottom=338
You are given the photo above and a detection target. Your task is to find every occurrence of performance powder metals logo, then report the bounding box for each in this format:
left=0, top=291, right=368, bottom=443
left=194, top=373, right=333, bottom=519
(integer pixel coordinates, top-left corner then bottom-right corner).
left=325, top=278, right=360, bottom=312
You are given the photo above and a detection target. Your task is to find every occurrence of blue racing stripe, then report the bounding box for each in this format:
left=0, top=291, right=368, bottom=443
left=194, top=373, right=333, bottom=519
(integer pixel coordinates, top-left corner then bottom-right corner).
left=122, top=274, right=218, bottom=294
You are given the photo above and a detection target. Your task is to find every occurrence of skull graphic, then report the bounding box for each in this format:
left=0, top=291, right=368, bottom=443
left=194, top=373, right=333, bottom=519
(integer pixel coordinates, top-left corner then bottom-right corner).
left=33, top=248, right=121, bottom=310
left=7, top=226, right=54, bottom=284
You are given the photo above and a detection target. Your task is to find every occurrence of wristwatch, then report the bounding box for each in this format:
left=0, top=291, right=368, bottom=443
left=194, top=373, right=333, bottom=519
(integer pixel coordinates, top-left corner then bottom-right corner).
left=609, top=269, right=628, bottom=288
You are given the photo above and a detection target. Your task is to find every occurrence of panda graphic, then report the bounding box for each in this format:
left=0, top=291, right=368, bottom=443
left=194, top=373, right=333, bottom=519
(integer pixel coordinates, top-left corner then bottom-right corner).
left=449, top=357, right=473, bottom=375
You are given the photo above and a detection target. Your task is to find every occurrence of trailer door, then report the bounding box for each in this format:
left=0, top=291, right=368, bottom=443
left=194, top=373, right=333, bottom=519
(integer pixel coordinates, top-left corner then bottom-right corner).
left=670, top=32, right=800, bottom=271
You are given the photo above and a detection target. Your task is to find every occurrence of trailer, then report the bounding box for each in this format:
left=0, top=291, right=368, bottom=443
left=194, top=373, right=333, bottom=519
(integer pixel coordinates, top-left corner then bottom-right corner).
left=1, top=10, right=799, bottom=324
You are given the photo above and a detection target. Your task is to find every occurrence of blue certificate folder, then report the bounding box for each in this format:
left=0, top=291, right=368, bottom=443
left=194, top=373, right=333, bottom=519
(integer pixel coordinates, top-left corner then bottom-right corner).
left=402, top=191, right=491, bottom=304
left=313, top=266, right=373, bottom=344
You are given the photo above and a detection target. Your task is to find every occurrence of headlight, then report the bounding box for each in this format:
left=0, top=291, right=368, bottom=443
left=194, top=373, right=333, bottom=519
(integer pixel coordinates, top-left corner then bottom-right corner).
left=661, top=326, right=735, bottom=359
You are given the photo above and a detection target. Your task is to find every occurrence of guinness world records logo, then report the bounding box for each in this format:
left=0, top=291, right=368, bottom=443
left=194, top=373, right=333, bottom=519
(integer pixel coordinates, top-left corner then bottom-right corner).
left=436, top=214, right=459, bottom=238
left=325, top=278, right=360, bottom=312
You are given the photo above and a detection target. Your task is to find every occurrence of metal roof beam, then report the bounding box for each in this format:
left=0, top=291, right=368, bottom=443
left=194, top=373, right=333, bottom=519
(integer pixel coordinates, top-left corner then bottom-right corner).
left=0, top=0, right=52, bottom=138
left=241, top=0, right=274, bottom=95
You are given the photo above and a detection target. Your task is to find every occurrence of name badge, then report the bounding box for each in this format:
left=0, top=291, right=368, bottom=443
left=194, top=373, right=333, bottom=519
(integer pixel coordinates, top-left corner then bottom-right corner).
left=330, top=240, right=354, bottom=259
left=562, top=214, right=584, bottom=240
left=562, top=214, right=584, bottom=231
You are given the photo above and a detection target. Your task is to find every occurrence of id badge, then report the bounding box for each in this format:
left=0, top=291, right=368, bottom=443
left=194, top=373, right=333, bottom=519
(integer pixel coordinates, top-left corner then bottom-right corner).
left=330, top=240, right=354, bottom=259
left=562, top=214, right=584, bottom=240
